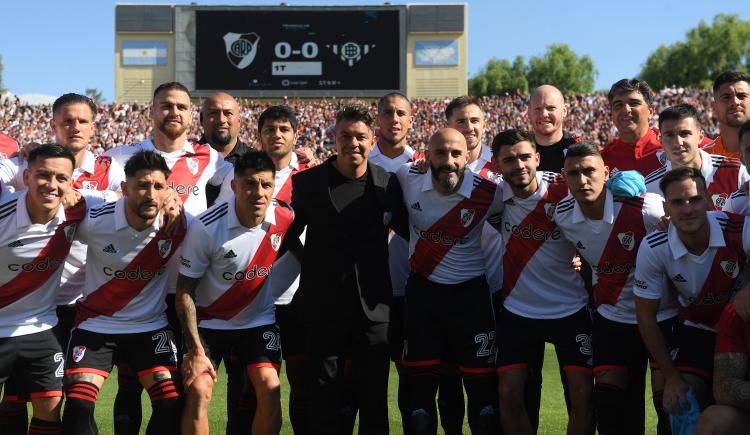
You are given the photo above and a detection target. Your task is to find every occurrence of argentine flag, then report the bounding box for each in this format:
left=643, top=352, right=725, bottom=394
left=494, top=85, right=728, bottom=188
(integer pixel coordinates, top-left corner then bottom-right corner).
left=123, top=41, right=167, bottom=66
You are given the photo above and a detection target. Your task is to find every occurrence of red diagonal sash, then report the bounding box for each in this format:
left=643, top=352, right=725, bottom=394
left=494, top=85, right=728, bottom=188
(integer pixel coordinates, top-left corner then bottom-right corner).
left=0, top=200, right=86, bottom=309
left=594, top=197, right=647, bottom=307
left=706, top=161, right=741, bottom=211
left=409, top=179, right=496, bottom=278
left=197, top=205, right=293, bottom=321
left=501, top=177, right=568, bottom=300
left=275, top=162, right=309, bottom=204
left=74, top=223, right=187, bottom=326
left=73, top=156, right=112, bottom=191
left=680, top=214, right=747, bottom=328
left=168, top=145, right=211, bottom=203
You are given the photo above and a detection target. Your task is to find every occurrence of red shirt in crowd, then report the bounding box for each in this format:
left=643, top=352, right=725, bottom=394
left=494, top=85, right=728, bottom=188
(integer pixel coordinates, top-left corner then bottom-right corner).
left=0, top=132, right=19, bottom=159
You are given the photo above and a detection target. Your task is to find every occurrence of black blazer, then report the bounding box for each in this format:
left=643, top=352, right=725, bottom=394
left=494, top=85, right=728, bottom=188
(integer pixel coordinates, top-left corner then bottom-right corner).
left=287, top=157, right=404, bottom=323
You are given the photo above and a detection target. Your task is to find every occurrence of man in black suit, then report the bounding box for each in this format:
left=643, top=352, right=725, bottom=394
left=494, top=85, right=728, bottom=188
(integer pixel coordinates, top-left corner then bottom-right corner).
left=286, top=104, right=404, bottom=435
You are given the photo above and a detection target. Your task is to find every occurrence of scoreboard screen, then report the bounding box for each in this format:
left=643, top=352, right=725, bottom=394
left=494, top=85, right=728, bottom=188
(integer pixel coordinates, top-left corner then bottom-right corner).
left=194, top=9, right=402, bottom=93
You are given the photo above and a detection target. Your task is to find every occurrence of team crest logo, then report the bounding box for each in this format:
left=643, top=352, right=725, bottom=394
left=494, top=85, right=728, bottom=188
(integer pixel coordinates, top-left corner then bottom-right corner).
left=657, top=151, right=668, bottom=166
left=721, top=259, right=740, bottom=279
left=158, top=239, right=173, bottom=259
left=72, top=346, right=86, bottom=363
left=270, top=233, right=282, bottom=252
left=81, top=180, right=98, bottom=190
left=544, top=203, right=555, bottom=220
left=64, top=224, right=77, bottom=242
left=712, top=193, right=728, bottom=209
left=459, top=209, right=475, bottom=228
left=326, top=42, right=375, bottom=67
left=186, top=157, right=199, bottom=176
left=223, top=32, right=260, bottom=70
left=617, top=231, right=635, bottom=251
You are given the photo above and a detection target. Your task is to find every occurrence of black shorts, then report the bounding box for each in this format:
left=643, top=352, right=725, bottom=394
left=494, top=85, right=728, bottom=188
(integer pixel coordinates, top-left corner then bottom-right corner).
left=497, top=307, right=593, bottom=373
left=0, top=330, right=63, bottom=398
left=200, top=324, right=282, bottom=371
left=388, top=296, right=405, bottom=362
left=65, top=327, right=178, bottom=379
left=672, top=324, right=716, bottom=381
left=592, top=312, right=677, bottom=374
left=53, top=304, right=76, bottom=348
left=401, top=273, right=497, bottom=375
left=165, top=294, right=183, bottom=359
left=275, top=300, right=306, bottom=361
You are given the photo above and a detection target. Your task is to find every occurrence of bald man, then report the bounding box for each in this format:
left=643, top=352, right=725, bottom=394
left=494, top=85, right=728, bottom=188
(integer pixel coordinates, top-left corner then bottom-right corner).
left=528, top=85, right=581, bottom=173
left=395, top=128, right=503, bottom=434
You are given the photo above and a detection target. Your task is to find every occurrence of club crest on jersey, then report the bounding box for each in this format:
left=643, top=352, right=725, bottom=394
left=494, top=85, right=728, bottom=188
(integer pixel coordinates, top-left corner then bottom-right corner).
left=64, top=224, right=77, bottom=242
left=72, top=346, right=86, bottom=363
left=721, top=259, right=740, bottom=279
left=81, top=180, right=98, bottom=190
left=223, top=32, right=260, bottom=70
left=186, top=157, right=200, bottom=176
left=459, top=209, right=475, bottom=228
left=158, top=239, right=173, bottom=259
left=657, top=151, right=668, bottom=166
left=617, top=231, right=635, bottom=251
left=544, top=203, right=555, bottom=220
left=270, top=233, right=282, bottom=252
left=712, top=193, right=728, bottom=209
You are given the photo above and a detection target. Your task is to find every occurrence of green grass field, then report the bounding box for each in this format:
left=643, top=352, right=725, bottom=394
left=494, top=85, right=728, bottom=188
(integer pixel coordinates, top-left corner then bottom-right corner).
left=74, top=344, right=657, bottom=434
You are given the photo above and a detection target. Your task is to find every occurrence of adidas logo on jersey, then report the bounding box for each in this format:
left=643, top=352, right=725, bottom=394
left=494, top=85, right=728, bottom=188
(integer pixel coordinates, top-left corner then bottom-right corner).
left=672, top=274, right=687, bottom=283
left=576, top=241, right=585, bottom=250
left=103, top=244, right=117, bottom=253
left=7, top=240, right=23, bottom=248
left=224, top=250, right=238, bottom=258
left=410, top=202, right=422, bottom=211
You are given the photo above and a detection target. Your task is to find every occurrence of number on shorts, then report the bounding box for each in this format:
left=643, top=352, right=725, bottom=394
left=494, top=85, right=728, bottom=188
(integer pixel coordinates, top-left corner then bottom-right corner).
left=262, top=331, right=281, bottom=351
left=575, top=333, right=593, bottom=356
left=152, top=330, right=175, bottom=355
left=474, top=331, right=496, bottom=357
left=54, top=352, right=64, bottom=378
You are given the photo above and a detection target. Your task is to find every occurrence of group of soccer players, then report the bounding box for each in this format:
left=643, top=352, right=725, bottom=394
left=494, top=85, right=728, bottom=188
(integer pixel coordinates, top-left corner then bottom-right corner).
left=0, top=70, right=749, bottom=435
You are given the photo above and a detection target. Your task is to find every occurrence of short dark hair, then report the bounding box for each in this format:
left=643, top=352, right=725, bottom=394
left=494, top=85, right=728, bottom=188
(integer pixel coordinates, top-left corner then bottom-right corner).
left=28, top=143, right=76, bottom=169
left=52, top=93, right=96, bottom=118
left=564, top=142, right=602, bottom=161
left=607, top=78, right=654, bottom=106
left=491, top=129, right=536, bottom=157
left=659, top=166, right=707, bottom=197
left=445, top=95, right=483, bottom=121
left=234, top=150, right=276, bottom=177
left=258, top=105, right=299, bottom=133
left=713, top=71, right=750, bottom=93
left=658, top=104, right=701, bottom=130
left=377, top=92, right=411, bottom=112
left=124, top=150, right=171, bottom=179
left=739, top=120, right=750, bottom=143
left=153, top=82, right=191, bottom=101
left=335, top=104, right=374, bottom=129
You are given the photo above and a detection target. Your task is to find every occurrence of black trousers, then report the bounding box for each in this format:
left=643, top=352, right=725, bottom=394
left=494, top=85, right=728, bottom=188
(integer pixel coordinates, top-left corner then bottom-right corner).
left=305, top=310, right=390, bottom=435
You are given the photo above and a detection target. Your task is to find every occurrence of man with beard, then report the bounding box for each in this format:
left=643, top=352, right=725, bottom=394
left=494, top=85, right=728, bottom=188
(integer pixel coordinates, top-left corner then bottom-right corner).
left=397, top=128, right=503, bottom=435
left=528, top=85, right=581, bottom=173
left=703, top=71, right=750, bottom=159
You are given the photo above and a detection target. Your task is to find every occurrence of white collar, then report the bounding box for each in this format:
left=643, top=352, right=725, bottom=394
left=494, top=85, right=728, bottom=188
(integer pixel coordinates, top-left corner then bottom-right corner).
left=572, top=189, right=614, bottom=224
left=372, top=143, right=416, bottom=161
left=16, top=191, right=66, bottom=229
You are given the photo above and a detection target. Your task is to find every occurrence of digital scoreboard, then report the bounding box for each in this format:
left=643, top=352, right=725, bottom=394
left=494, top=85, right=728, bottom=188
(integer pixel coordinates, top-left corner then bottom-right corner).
left=194, top=9, right=403, bottom=94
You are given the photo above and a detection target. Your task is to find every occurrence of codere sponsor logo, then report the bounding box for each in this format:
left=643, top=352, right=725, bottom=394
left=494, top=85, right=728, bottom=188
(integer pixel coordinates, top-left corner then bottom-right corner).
left=504, top=222, right=561, bottom=241
left=413, top=225, right=468, bottom=246
left=103, top=266, right=166, bottom=280
left=594, top=261, right=635, bottom=275
left=222, top=264, right=272, bottom=281
left=168, top=181, right=200, bottom=197
left=9, top=257, right=64, bottom=272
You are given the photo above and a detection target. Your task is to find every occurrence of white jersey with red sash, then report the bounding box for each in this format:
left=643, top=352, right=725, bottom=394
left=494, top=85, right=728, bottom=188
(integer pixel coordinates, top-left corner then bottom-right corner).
left=553, top=190, right=674, bottom=323
left=106, top=138, right=233, bottom=217
left=179, top=198, right=294, bottom=330
left=635, top=212, right=750, bottom=331
left=74, top=198, right=187, bottom=334
left=0, top=192, right=86, bottom=337
left=396, top=164, right=504, bottom=285
left=501, top=172, right=588, bottom=319
left=723, top=189, right=750, bottom=215
left=467, top=145, right=498, bottom=181
left=644, top=149, right=749, bottom=210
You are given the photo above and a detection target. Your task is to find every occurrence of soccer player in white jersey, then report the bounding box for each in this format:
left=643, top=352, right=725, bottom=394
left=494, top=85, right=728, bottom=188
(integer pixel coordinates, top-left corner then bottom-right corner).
left=722, top=121, right=750, bottom=215
left=552, top=142, right=672, bottom=434
left=644, top=104, right=749, bottom=210
left=396, top=128, right=502, bottom=435
left=0, top=144, right=85, bottom=435
left=445, top=95, right=496, bottom=179
left=177, top=151, right=294, bottom=435
left=61, top=151, right=184, bottom=434
left=491, top=129, right=594, bottom=435
left=635, top=167, right=750, bottom=413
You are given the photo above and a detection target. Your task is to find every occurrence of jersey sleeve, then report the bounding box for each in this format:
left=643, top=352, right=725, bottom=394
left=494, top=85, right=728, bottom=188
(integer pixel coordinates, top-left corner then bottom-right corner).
left=642, top=193, right=666, bottom=233
left=743, top=216, right=750, bottom=256
left=178, top=220, right=213, bottom=279
left=633, top=240, right=666, bottom=300
left=103, top=144, right=137, bottom=167
left=214, top=170, right=235, bottom=205
left=208, top=154, right=234, bottom=187
left=716, top=303, right=749, bottom=353
left=481, top=221, right=503, bottom=293
left=723, top=191, right=749, bottom=215
left=107, top=158, right=126, bottom=192
left=739, top=165, right=750, bottom=189
left=0, top=157, right=22, bottom=192
left=486, top=181, right=505, bottom=231
left=78, top=189, right=118, bottom=204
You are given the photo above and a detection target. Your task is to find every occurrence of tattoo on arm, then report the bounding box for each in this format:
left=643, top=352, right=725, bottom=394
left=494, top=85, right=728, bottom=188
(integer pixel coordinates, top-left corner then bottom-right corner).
left=175, top=273, right=202, bottom=354
left=714, top=352, right=750, bottom=410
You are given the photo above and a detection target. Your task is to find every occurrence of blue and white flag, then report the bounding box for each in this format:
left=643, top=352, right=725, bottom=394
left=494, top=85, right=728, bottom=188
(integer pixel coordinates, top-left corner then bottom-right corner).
left=122, top=41, right=167, bottom=66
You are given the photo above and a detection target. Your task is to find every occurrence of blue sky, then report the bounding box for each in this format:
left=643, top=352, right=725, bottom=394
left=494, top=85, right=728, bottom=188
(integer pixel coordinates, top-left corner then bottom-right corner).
left=0, top=0, right=747, bottom=101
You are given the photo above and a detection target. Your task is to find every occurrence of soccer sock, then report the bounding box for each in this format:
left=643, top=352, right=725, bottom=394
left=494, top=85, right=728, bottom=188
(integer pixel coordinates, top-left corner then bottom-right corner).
left=652, top=390, right=671, bottom=435
left=145, top=379, right=181, bottom=434
left=406, top=364, right=440, bottom=435
left=63, top=381, right=100, bottom=434
left=593, top=382, right=627, bottom=435
left=289, top=388, right=309, bottom=434
left=463, top=372, right=500, bottom=435
left=28, top=417, right=62, bottom=435
left=396, top=363, right=413, bottom=435
left=437, top=372, right=465, bottom=435
left=224, top=356, right=247, bottom=435
left=0, top=400, right=28, bottom=435
left=231, top=384, right=257, bottom=434
left=113, top=369, right=143, bottom=435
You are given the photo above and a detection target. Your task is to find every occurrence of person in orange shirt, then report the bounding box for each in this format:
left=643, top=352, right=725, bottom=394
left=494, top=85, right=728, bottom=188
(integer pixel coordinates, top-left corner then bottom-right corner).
left=702, top=71, right=750, bottom=160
